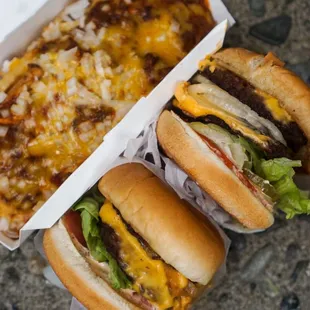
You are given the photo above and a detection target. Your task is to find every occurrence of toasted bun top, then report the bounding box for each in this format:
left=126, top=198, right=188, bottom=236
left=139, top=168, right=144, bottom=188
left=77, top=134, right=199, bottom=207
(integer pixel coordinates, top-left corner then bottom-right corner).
left=213, top=48, right=310, bottom=142
left=44, top=221, right=139, bottom=310
left=98, top=163, right=225, bottom=285
left=157, top=110, right=274, bottom=230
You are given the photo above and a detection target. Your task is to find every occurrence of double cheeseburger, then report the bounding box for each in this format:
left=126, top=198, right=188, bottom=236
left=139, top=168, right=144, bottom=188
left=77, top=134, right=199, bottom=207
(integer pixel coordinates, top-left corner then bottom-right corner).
left=157, top=48, right=310, bottom=230
left=44, top=163, right=225, bottom=310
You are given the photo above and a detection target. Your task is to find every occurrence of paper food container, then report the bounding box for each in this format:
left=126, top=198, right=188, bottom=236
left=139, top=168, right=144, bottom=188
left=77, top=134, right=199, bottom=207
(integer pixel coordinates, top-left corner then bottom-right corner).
left=0, top=0, right=234, bottom=250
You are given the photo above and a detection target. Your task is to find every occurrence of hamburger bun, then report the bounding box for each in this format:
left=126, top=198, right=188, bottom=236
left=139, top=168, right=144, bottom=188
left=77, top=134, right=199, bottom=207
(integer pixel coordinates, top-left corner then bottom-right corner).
left=44, top=163, right=226, bottom=309
left=156, top=110, right=274, bottom=230
left=98, top=163, right=225, bottom=285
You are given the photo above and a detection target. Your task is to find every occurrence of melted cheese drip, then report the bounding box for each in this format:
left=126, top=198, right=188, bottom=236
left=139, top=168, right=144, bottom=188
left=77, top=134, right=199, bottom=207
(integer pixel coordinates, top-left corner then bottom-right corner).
left=99, top=201, right=189, bottom=309
left=174, top=82, right=270, bottom=147
left=254, top=89, right=292, bottom=123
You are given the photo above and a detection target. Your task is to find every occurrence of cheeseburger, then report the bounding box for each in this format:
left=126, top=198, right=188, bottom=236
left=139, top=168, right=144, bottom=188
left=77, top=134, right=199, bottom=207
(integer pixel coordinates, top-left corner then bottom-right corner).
left=157, top=48, right=310, bottom=230
left=44, top=163, right=225, bottom=310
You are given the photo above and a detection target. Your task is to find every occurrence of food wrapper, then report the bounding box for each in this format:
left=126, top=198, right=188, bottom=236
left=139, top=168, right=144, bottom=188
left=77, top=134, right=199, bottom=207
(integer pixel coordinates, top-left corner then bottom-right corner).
left=0, top=0, right=233, bottom=249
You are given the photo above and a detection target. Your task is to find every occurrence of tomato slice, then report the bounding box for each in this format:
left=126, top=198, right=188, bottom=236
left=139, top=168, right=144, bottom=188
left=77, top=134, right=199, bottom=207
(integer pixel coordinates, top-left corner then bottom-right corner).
left=63, top=210, right=87, bottom=247
left=198, top=134, right=259, bottom=196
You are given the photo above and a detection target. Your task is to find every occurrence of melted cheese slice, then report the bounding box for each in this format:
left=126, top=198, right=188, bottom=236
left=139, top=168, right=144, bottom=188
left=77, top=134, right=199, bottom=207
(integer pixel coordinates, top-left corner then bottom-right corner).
left=174, top=82, right=270, bottom=147
left=136, top=12, right=185, bottom=66
left=0, top=200, right=16, bottom=218
left=254, top=89, right=292, bottom=123
left=99, top=201, right=189, bottom=309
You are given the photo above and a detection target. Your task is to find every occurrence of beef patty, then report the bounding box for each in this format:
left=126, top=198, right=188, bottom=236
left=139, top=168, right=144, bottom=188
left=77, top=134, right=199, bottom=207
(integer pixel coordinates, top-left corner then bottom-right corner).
left=200, top=66, right=307, bottom=152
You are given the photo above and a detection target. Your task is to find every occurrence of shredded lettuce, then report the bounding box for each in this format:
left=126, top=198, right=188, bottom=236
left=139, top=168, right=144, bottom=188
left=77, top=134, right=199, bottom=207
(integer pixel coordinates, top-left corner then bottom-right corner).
left=234, top=136, right=263, bottom=176
left=72, top=187, right=131, bottom=290
left=236, top=140, right=310, bottom=218
left=189, top=122, right=247, bottom=169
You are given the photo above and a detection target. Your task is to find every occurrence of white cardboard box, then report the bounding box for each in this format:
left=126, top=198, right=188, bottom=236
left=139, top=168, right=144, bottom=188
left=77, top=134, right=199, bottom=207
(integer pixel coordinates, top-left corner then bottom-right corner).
left=0, top=0, right=234, bottom=249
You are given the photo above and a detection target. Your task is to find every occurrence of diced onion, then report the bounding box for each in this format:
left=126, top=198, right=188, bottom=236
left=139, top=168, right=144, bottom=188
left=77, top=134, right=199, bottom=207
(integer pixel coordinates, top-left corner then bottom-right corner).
left=1, top=60, right=11, bottom=73
left=0, top=91, right=7, bottom=103
left=17, top=180, right=26, bottom=189
left=63, top=0, right=89, bottom=20
left=79, top=129, right=96, bottom=142
left=32, top=81, right=47, bottom=94
left=0, top=217, right=9, bottom=231
left=0, top=176, right=9, bottom=193
left=24, top=118, right=36, bottom=130
left=42, top=22, right=62, bottom=42
left=72, top=82, right=102, bottom=105
left=11, top=103, right=26, bottom=116
left=81, top=53, right=94, bottom=75
left=1, top=109, right=10, bottom=118
left=67, top=77, right=78, bottom=96
left=0, top=126, right=9, bottom=137
left=78, top=121, right=93, bottom=132
left=58, top=47, right=78, bottom=67
left=100, top=80, right=112, bottom=102
left=170, top=20, right=180, bottom=33
left=95, top=122, right=106, bottom=132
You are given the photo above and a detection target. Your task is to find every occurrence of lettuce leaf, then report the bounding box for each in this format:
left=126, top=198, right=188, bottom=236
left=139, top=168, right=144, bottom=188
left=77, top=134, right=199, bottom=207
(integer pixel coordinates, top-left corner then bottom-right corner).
left=260, top=158, right=302, bottom=182
left=277, top=191, right=310, bottom=219
left=260, top=158, right=310, bottom=218
left=235, top=136, right=263, bottom=175
left=229, top=138, right=310, bottom=218
left=72, top=193, right=131, bottom=289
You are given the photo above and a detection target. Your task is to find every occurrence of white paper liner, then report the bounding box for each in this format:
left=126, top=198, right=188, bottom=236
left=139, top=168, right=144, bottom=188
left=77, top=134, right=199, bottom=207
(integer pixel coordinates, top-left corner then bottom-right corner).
left=122, top=119, right=263, bottom=234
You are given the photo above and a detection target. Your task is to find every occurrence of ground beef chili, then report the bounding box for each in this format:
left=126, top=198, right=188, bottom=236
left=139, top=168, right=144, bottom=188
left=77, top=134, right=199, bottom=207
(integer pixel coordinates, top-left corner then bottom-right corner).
left=200, top=67, right=307, bottom=152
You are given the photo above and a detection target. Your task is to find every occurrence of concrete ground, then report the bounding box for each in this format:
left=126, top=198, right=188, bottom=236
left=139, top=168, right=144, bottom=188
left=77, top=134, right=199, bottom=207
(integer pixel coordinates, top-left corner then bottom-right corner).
left=0, top=0, right=309, bottom=309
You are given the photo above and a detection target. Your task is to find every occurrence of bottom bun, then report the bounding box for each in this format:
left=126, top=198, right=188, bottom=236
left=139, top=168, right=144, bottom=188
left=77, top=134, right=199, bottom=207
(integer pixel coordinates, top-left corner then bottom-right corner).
left=43, top=221, right=139, bottom=310
left=156, top=110, right=274, bottom=230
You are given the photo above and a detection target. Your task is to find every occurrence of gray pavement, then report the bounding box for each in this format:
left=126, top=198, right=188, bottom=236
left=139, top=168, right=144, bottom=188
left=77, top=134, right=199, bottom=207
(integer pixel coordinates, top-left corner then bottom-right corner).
left=0, top=0, right=310, bottom=309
